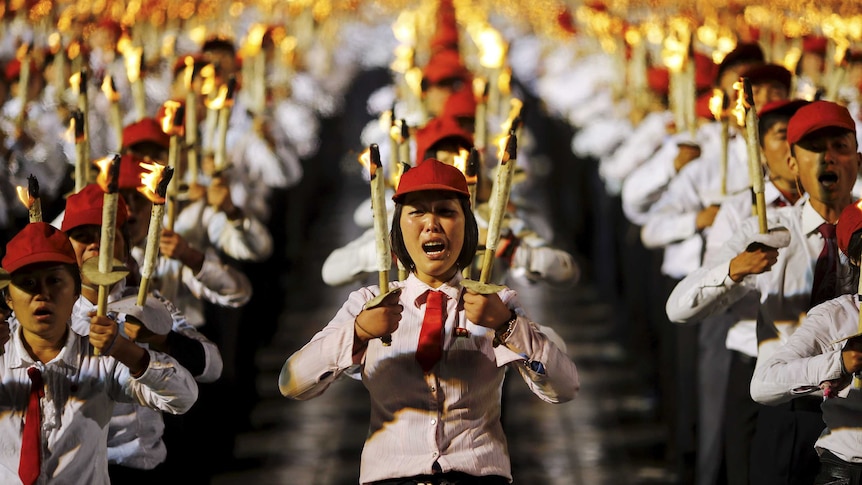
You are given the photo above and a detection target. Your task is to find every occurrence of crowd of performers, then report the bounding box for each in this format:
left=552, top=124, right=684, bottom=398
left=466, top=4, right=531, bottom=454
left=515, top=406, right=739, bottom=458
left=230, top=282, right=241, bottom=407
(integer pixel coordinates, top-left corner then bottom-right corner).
left=2, top=0, right=862, bottom=484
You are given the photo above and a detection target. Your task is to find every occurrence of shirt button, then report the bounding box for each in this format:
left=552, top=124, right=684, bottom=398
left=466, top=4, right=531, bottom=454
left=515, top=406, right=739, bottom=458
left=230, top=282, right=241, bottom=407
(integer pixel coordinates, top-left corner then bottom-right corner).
left=431, top=419, right=437, bottom=425
left=432, top=451, right=439, bottom=457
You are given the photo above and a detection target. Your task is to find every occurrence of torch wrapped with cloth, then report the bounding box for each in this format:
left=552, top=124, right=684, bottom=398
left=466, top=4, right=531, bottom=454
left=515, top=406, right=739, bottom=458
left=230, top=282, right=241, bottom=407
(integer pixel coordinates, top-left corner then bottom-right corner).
left=359, top=145, right=400, bottom=346
left=16, top=175, right=42, bottom=223
left=80, top=155, right=130, bottom=354
left=159, top=100, right=186, bottom=230
left=108, top=162, right=175, bottom=338
left=734, top=77, right=768, bottom=232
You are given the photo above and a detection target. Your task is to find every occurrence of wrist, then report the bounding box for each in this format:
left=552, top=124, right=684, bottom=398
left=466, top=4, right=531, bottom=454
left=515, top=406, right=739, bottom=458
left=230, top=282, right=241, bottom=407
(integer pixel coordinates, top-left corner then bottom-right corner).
left=493, top=310, right=518, bottom=347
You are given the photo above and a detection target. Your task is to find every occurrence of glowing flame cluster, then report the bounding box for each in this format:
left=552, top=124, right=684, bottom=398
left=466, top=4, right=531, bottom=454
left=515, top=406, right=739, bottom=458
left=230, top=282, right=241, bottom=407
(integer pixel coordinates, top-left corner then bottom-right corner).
left=205, top=84, right=230, bottom=110
left=101, top=75, right=120, bottom=102
left=732, top=79, right=750, bottom=127
left=139, top=161, right=169, bottom=203
left=452, top=148, right=476, bottom=184
left=94, top=155, right=118, bottom=192
left=119, top=36, right=143, bottom=83
left=15, top=186, right=33, bottom=209
left=708, top=88, right=724, bottom=121
left=160, top=100, right=184, bottom=136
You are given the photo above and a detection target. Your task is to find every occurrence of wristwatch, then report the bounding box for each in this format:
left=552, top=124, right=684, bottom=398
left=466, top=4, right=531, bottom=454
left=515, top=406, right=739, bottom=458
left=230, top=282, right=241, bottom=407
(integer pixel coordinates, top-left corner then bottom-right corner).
left=492, top=310, right=518, bottom=347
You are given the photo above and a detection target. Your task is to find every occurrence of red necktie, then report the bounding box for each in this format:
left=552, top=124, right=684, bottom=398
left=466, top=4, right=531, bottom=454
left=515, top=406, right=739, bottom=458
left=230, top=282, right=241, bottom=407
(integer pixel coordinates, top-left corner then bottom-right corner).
left=810, top=222, right=839, bottom=310
left=19, top=367, right=42, bottom=485
left=416, top=291, right=445, bottom=373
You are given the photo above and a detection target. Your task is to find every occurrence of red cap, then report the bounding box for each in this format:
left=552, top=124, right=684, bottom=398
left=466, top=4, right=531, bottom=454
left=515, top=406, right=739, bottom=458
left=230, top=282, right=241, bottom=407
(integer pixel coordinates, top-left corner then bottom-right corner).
left=117, top=154, right=146, bottom=190
left=2, top=222, right=77, bottom=274
left=122, top=118, right=170, bottom=150
left=60, top=184, right=129, bottom=232
left=694, top=52, right=717, bottom=92
left=414, top=116, right=474, bottom=165
left=787, top=100, right=856, bottom=146
left=740, top=63, right=792, bottom=93
left=422, top=49, right=470, bottom=86
left=803, top=35, right=828, bottom=56
left=96, top=18, right=124, bottom=40
left=441, top=86, right=476, bottom=119
left=838, top=201, right=862, bottom=256
left=647, top=67, right=670, bottom=96
left=393, top=158, right=470, bottom=202
left=757, top=99, right=809, bottom=118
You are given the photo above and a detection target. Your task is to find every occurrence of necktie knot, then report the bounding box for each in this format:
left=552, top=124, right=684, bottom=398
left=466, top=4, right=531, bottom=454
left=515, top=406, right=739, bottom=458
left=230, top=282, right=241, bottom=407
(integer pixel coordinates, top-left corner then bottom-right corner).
left=818, top=222, right=836, bottom=240
left=27, top=368, right=43, bottom=398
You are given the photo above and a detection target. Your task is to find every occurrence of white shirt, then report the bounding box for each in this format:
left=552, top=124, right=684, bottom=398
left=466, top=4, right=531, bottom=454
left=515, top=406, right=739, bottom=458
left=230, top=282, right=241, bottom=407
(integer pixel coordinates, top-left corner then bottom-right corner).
left=666, top=200, right=855, bottom=362
left=599, top=110, right=673, bottom=196
left=175, top=199, right=274, bottom=263
left=0, top=318, right=197, bottom=484
left=279, top=273, right=579, bottom=484
left=750, top=294, right=862, bottom=463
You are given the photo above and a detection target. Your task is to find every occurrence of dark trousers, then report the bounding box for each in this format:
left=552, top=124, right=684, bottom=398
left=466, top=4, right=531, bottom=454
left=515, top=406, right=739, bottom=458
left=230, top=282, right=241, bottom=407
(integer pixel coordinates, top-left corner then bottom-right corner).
left=750, top=396, right=824, bottom=485
left=815, top=450, right=862, bottom=485
left=724, top=350, right=759, bottom=485
left=371, top=472, right=509, bottom=485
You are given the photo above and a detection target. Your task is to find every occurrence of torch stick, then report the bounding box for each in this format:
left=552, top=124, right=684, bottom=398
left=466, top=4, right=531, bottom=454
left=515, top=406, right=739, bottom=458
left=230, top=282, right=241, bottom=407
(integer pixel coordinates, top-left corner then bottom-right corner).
left=709, top=89, right=729, bottom=196
left=15, top=175, right=42, bottom=223
left=738, top=77, right=768, bottom=234
left=473, top=78, right=488, bottom=156
left=462, top=131, right=518, bottom=294
left=361, top=144, right=398, bottom=346
left=71, top=110, right=88, bottom=192
left=395, top=161, right=411, bottom=281
left=461, top=148, right=480, bottom=279
left=15, top=43, right=30, bottom=134
left=825, top=49, right=848, bottom=103
left=126, top=44, right=147, bottom=121
left=163, top=102, right=186, bottom=231
left=137, top=165, right=174, bottom=306
left=213, top=78, right=237, bottom=173
left=74, top=69, right=91, bottom=172
left=50, top=34, right=66, bottom=102
left=101, top=75, right=123, bottom=152
left=184, top=58, right=200, bottom=186
left=81, top=155, right=129, bottom=354
left=388, top=106, right=399, bottom=181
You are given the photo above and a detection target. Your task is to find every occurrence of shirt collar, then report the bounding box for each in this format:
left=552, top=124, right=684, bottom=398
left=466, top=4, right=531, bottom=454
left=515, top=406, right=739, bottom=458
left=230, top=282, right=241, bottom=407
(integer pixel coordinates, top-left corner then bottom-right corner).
left=800, top=198, right=830, bottom=235
left=404, top=272, right=464, bottom=308
left=9, top=322, right=81, bottom=371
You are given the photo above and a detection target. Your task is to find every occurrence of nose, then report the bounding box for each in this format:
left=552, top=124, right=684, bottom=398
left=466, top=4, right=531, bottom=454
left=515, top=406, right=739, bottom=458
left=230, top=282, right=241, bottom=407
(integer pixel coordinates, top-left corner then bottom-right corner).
left=422, top=213, right=442, bottom=232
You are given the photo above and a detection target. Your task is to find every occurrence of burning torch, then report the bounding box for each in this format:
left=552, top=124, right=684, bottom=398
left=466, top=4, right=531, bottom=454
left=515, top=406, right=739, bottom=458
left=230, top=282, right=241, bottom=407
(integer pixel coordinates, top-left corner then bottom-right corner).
left=81, top=155, right=130, bottom=354
left=69, top=110, right=88, bottom=192
left=708, top=88, right=729, bottom=196
left=359, top=144, right=397, bottom=346
left=101, top=75, right=123, bottom=152
left=733, top=77, right=767, bottom=234
left=159, top=100, right=185, bottom=230
left=136, top=162, right=174, bottom=306
left=15, top=174, right=42, bottom=222
left=183, top=56, right=200, bottom=186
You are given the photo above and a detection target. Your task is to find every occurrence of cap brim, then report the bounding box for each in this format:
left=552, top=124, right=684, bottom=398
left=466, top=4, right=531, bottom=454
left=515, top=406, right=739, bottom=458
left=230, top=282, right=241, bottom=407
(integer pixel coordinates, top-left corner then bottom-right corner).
left=5, top=252, right=77, bottom=275
left=393, top=184, right=469, bottom=201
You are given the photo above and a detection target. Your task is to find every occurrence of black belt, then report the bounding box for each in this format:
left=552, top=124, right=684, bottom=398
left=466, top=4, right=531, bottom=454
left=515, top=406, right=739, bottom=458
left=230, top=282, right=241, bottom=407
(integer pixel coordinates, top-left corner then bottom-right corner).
left=732, top=350, right=757, bottom=366
left=371, top=471, right=509, bottom=485
left=817, top=450, right=862, bottom=485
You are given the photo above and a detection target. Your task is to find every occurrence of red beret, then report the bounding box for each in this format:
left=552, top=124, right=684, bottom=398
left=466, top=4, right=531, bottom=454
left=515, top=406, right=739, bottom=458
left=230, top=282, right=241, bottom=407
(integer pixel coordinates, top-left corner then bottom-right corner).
left=803, top=36, right=828, bottom=56
left=117, top=154, right=147, bottom=190
left=647, top=67, right=670, bottom=96
left=414, top=116, right=474, bottom=166
left=122, top=118, right=170, bottom=150
left=838, top=201, right=862, bottom=256
left=441, top=86, right=476, bottom=119
left=787, top=100, right=856, bottom=146
left=740, top=63, right=793, bottom=93
left=422, top=49, right=470, bottom=85
left=430, top=23, right=460, bottom=53
left=757, top=99, right=809, bottom=118
left=393, top=158, right=469, bottom=202
left=61, top=184, right=129, bottom=232
left=2, top=222, right=77, bottom=274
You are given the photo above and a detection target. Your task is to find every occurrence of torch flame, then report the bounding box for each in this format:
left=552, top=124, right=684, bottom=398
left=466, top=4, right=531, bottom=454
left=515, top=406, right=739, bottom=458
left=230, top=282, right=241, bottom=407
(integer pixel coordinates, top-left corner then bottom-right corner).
left=205, top=84, right=228, bottom=110
left=160, top=100, right=182, bottom=135
left=122, top=41, right=143, bottom=83
left=473, top=77, right=487, bottom=101
left=498, top=68, right=512, bottom=96
left=502, top=98, right=524, bottom=132
left=94, top=156, right=116, bottom=192
left=101, top=75, right=120, bottom=102
left=67, top=40, right=80, bottom=61
left=389, top=119, right=404, bottom=143
left=244, top=24, right=267, bottom=57
left=709, top=88, right=724, bottom=121
left=732, top=80, right=750, bottom=127
left=357, top=147, right=371, bottom=173
left=48, top=33, right=61, bottom=54
left=15, top=186, right=33, bottom=209
left=138, top=161, right=168, bottom=203
left=452, top=148, right=473, bottom=181
left=404, top=67, right=423, bottom=98
left=69, top=72, right=81, bottom=94
left=200, top=64, right=216, bottom=96
left=183, top=56, right=195, bottom=90
left=15, top=43, right=29, bottom=61
left=475, top=24, right=506, bottom=69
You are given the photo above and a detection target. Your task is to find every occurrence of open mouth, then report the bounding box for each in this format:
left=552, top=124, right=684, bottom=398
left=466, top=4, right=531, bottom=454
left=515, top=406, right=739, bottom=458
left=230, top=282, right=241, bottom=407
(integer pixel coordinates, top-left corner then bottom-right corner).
left=818, top=171, right=839, bottom=189
left=33, top=307, right=52, bottom=319
left=422, top=241, right=446, bottom=257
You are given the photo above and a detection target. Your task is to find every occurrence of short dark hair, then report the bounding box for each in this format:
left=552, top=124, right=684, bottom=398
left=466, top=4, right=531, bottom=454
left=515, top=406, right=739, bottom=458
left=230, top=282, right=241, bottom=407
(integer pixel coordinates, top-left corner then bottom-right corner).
left=390, top=197, right=479, bottom=273
left=758, top=111, right=791, bottom=147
